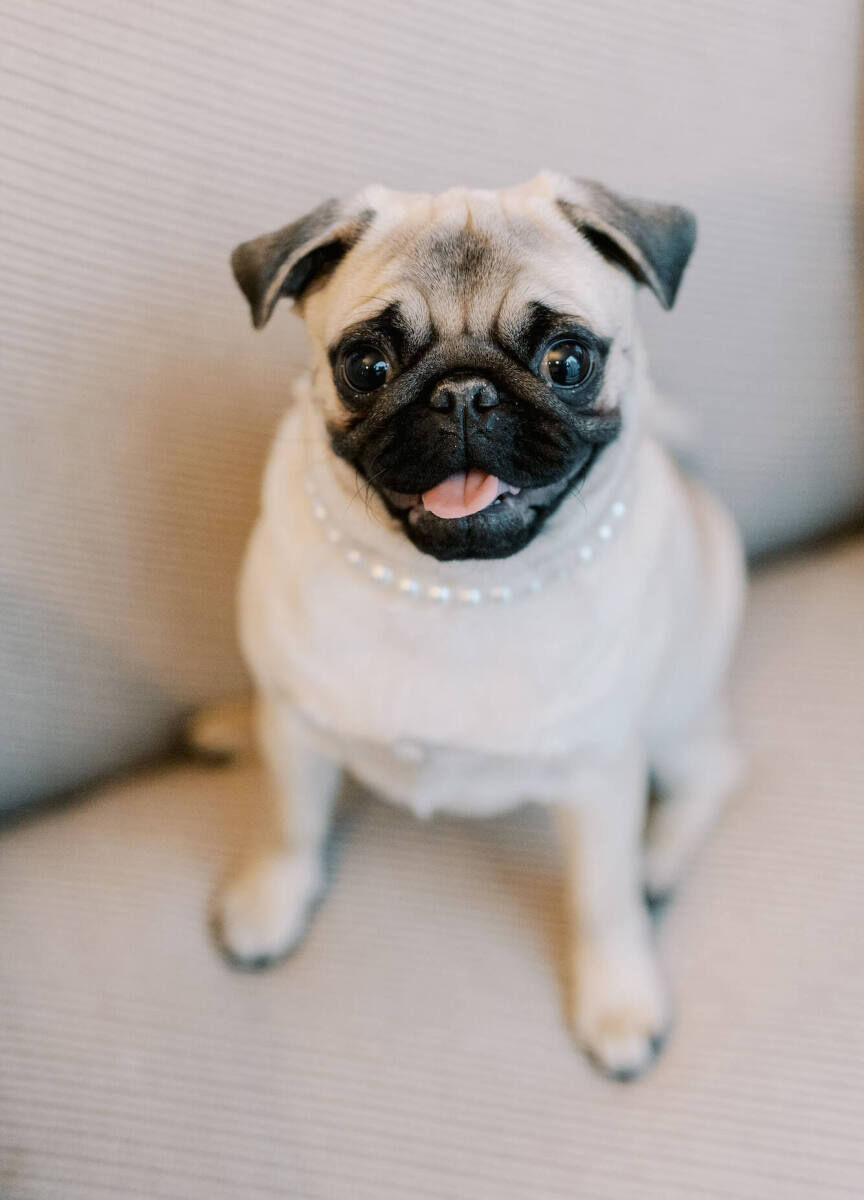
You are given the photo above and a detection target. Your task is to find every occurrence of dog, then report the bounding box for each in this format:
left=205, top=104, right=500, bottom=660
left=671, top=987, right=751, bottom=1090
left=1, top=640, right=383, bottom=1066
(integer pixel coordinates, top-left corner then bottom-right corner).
left=211, top=172, right=744, bottom=1081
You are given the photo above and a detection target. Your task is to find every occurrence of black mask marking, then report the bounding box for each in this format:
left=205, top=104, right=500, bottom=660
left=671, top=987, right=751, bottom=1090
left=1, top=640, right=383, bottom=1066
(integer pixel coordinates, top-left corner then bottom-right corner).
left=328, top=303, right=620, bottom=561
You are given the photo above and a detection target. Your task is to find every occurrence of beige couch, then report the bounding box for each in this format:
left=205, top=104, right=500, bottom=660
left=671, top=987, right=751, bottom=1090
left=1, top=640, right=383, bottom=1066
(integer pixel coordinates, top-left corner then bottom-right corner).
left=2, top=534, right=864, bottom=1197
left=2, top=1, right=864, bottom=1195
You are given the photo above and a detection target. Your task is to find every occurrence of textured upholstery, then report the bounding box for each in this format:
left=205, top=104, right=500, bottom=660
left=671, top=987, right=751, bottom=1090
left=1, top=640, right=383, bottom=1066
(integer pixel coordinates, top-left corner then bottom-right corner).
left=1, top=0, right=862, bottom=807
left=2, top=535, right=864, bottom=1197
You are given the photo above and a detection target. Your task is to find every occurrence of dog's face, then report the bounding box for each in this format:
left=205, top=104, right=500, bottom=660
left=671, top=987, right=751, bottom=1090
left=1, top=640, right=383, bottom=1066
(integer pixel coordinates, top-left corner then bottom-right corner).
left=232, top=174, right=695, bottom=561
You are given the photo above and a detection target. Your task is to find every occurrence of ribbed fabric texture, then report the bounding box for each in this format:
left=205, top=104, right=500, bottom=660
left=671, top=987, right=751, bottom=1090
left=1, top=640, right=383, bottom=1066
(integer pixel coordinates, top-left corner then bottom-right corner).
left=1, top=0, right=862, bottom=806
left=1, top=536, right=863, bottom=1197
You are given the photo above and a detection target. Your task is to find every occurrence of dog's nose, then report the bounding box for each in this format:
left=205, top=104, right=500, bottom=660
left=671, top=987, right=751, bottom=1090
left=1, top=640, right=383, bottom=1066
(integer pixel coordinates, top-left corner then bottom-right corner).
left=427, top=376, right=499, bottom=413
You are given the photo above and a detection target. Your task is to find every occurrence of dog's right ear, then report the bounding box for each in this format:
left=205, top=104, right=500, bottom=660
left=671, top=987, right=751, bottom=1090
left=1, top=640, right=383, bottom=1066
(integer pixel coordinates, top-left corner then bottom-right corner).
left=231, top=198, right=375, bottom=329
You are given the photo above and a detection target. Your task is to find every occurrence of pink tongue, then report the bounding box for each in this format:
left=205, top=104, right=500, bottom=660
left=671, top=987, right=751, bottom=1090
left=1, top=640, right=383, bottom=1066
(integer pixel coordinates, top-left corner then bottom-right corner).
left=421, top=470, right=500, bottom=519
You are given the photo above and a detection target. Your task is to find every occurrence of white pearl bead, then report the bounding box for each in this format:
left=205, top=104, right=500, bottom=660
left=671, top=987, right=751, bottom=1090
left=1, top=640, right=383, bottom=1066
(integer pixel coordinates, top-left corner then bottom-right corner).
left=308, top=471, right=631, bottom=604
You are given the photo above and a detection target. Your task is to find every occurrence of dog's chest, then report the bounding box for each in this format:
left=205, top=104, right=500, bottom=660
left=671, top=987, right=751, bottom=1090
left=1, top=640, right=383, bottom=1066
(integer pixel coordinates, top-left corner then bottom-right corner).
left=241, top=512, right=673, bottom=774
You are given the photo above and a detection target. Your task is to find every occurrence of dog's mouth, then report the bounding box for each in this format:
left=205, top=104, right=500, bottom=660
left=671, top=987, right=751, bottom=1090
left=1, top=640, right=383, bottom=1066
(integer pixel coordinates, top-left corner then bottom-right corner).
left=384, top=470, right=523, bottom=521
left=375, top=453, right=598, bottom=561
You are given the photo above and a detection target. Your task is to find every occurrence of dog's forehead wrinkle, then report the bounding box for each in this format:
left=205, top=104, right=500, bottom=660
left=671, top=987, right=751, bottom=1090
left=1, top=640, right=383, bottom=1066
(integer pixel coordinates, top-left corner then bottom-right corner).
left=393, top=285, right=432, bottom=345
left=335, top=281, right=432, bottom=349
left=404, top=223, right=522, bottom=339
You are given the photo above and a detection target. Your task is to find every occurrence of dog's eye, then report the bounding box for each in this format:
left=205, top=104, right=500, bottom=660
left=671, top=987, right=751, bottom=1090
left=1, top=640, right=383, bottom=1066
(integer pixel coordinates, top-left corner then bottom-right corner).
left=341, top=344, right=391, bottom=393
left=540, top=339, right=593, bottom=389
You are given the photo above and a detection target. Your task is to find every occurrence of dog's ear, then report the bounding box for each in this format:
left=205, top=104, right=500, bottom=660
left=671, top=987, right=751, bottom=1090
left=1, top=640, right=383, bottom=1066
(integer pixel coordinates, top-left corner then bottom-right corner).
left=553, top=177, right=696, bottom=310
left=231, top=198, right=375, bottom=328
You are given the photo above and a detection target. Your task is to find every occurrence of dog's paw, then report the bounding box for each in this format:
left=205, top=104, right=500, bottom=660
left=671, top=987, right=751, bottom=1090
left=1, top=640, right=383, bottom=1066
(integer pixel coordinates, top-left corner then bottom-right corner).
left=572, top=938, right=671, bottom=1082
left=212, top=850, right=323, bottom=969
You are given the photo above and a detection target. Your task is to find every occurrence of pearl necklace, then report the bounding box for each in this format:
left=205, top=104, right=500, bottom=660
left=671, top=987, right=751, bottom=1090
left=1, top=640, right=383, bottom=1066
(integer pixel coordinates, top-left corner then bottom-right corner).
left=304, top=475, right=631, bottom=606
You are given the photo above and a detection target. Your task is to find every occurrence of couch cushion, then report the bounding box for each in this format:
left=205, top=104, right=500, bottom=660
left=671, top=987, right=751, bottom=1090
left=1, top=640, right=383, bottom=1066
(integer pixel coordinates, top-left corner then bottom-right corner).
left=1, top=536, right=862, bottom=1198
left=1, top=0, right=862, bottom=807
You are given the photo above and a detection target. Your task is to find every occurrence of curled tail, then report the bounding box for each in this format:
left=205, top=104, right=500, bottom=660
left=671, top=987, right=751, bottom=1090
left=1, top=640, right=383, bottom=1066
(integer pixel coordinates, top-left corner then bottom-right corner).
left=184, top=694, right=256, bottom=762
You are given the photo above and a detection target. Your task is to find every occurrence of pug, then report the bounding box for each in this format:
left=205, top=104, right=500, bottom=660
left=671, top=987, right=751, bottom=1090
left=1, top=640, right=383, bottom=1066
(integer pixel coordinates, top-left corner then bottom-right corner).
left=212, top=172, right=744, bottom=1081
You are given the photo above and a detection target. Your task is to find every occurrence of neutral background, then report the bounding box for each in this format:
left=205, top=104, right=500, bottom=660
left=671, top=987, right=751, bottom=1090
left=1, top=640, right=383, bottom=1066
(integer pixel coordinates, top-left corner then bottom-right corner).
left=1, top=0, right=862, bottom=807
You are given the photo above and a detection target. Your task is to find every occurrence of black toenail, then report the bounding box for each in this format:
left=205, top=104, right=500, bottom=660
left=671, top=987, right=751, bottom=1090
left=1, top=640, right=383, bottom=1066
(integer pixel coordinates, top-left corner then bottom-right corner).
left=644, top=887, right=675, bottom=923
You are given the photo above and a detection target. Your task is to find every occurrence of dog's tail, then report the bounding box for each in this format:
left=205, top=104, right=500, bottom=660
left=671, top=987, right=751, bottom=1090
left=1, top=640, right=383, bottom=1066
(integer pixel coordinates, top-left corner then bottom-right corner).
left=184, top=694, right=255, bottom=763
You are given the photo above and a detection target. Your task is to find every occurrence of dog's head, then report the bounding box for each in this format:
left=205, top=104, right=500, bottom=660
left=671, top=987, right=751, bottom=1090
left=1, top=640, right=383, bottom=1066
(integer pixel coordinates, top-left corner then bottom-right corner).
left=232, top=173, right=695, bottom=561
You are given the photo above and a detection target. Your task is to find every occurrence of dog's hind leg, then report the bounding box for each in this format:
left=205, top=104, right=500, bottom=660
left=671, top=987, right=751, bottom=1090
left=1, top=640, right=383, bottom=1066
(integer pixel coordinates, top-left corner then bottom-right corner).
left=212, top=695, right=341, bottom=968
left=643, top=696, right=744, bottom=904
left=185, top=694, right=255, bottom=762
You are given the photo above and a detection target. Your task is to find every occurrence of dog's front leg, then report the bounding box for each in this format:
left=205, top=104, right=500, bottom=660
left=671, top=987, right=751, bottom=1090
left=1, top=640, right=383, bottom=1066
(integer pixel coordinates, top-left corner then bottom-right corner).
left=558, top=750, right=669, bottom=1081
left=213, top=695, right=341, bottom=968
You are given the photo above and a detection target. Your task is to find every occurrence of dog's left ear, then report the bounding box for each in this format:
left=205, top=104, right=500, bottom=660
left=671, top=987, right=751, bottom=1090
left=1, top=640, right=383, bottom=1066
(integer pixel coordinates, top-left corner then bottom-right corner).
left=553, top=177, right=697, bottom=309
left=231, top=197, right=375, bottom=329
